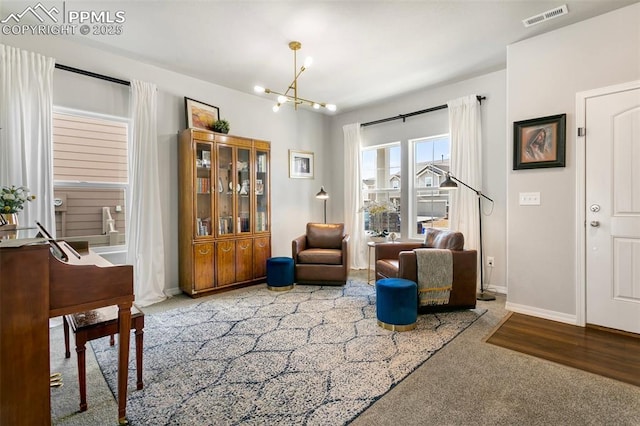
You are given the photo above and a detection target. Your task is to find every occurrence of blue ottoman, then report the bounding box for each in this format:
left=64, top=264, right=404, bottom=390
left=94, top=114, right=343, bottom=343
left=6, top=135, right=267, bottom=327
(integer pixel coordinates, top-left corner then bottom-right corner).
left=266, top=257, right=295, bottom=291
left=376, top=278, right=418, bottom=331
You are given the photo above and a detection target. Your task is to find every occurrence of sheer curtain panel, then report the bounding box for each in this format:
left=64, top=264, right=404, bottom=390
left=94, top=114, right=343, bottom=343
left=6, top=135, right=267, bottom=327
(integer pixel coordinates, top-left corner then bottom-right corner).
left=448, top=95, right=482, bottom=284
left=343, top=123, right=368, bottom=269
left=126, top=80, right=167, bottom=306
left=0, top=44, right=55, bottom=233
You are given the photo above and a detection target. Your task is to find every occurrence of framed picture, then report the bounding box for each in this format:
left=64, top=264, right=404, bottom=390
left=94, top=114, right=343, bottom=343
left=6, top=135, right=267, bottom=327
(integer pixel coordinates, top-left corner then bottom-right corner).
left=513, top=114, right=566, bottom=170
left=185, top=97, right=219, bottom=130
left=289, top=150, right=314, bottom=179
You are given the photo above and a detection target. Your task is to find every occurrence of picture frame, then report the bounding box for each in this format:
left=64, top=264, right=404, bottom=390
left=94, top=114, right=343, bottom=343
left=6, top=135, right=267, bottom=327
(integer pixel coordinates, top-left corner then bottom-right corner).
left=184, top=97, right=220, bottom=130
left=289, top=150, right=314, bottom=179
left=513, top=113, right=566, bottom=170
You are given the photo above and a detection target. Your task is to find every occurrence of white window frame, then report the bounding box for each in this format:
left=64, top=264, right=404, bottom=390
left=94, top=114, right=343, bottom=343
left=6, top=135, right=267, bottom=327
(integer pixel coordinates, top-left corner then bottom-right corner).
left=52, top=106, right=131, bottom=251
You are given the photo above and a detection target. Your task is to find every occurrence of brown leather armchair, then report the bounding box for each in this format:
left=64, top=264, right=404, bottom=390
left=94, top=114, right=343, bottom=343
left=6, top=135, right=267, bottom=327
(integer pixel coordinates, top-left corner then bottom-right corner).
left=375, top=228, right=477, bottom=311
left=292, top=223, right=350, bottom=285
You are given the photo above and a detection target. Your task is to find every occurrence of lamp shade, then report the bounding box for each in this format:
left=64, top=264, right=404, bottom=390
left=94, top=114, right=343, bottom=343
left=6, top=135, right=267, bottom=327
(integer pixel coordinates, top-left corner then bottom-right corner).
left=316, top=186, right=329, bottom=199
left=439, top=174, right=458, bottom=189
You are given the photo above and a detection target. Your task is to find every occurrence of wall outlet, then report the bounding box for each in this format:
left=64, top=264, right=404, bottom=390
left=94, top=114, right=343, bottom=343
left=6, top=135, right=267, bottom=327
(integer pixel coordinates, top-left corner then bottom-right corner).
left=519, top=192, right=541, bottom=205
left=487, top=256, right=495, bottom=267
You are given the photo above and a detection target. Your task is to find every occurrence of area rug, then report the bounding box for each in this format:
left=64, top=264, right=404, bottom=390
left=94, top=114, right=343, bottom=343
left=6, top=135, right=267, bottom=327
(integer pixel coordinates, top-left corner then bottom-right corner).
left=93, top=279, right=485, bottom=425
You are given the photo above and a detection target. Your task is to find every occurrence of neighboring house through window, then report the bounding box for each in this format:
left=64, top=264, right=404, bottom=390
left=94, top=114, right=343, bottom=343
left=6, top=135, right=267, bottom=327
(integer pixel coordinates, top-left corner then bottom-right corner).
left=52, top=108, right=130, bottom=247
left=410, top=134, right=450, bottom=238
left=360, top=134, right=451, bottom=240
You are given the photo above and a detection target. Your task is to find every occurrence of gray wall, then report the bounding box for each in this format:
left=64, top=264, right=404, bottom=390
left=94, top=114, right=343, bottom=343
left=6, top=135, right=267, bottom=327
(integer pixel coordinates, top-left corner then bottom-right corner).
left=5, top=1, right=638, bottom=311
left=329, top=70, right=508, bottom=292
left=506, top=3, right=640, bottom=321
left=4, top=35, right=331, bottom=296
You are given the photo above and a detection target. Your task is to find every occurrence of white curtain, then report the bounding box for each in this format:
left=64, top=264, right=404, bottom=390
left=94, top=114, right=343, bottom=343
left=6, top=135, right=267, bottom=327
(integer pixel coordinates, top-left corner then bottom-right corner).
left=126, top=80, right=166, bottom=306
left=343, top=123, right=368, bottom=269
left=0, top=44, right=55, bottom=233
left=448, top=95, right=482, bottom=285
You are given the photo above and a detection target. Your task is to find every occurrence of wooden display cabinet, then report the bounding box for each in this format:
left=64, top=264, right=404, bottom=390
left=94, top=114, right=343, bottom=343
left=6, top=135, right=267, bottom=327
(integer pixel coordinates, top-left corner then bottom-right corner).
left=179, top=129, right=271, bottom=296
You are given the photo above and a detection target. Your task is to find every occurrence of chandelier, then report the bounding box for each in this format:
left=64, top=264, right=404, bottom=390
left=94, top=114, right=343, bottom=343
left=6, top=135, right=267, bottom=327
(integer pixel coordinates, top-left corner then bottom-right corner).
left=254, top=41, right=336, bottom=113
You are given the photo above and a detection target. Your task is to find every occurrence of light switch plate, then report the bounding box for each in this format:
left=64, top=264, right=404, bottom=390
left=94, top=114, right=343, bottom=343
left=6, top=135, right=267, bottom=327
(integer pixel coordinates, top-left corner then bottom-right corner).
left=519, top=192, right=540, bottom=205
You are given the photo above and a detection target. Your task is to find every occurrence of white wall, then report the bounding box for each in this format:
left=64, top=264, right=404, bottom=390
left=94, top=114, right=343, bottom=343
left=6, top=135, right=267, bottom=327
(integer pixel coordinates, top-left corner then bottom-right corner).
left=3, top=35, right=331, bottom=296
left=506, top=3, right=640, bottom=321
left=329, top=70, right=508, bottom=291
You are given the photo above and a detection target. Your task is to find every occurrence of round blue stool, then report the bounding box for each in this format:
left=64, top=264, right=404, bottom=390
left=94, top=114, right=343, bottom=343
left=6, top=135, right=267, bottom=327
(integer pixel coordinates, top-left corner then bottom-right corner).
left=266, top=257, right=295, bottom=291
left=376, top=278, right=418, bottom=331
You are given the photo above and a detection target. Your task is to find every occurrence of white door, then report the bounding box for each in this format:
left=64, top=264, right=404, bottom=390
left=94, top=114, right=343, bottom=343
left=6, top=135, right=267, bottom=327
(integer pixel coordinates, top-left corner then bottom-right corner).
left=586, top=86, right=640, bottom=334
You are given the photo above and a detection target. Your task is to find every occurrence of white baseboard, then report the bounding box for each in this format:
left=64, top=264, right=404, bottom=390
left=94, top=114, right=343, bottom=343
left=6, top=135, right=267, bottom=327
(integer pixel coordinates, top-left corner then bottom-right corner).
left=485, top=284, right=507, bottom=295
left=505, top=301, right=578, bottom=325
left=166, top=286, right=182, bottom=297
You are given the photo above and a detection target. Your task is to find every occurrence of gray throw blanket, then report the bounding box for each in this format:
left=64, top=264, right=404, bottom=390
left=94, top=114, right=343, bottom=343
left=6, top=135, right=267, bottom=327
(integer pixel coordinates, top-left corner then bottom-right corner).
left=415, top=248, right=453, bottom=306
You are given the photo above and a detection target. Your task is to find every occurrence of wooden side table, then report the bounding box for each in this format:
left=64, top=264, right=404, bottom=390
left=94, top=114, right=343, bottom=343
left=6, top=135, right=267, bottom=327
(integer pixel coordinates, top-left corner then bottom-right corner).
left=367, top=241, right=377, bottom=284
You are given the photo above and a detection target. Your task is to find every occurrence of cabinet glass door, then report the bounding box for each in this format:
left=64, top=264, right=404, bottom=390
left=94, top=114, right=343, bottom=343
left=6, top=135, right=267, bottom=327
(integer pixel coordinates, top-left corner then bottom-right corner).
left=195, top=142, right=212, bottom=236
left=217, top=145, right=234, bottom=236
left=237, top=148, right=251, bottom=234
left=255, top=149, right=269, bottom=233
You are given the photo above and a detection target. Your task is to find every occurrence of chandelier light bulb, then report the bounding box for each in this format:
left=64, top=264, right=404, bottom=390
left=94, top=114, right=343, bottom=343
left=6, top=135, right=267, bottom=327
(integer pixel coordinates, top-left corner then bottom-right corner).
left=272, top=104, right=280, bottom=112
left=326, top=104, right=337, bottom=112
left=277, top=95, right=288, bottom=104
left=254, top=85, right=266, bottom=93
left=304, top=57, right=313, bottom=68
left=313, top=103, right=320, bottom=109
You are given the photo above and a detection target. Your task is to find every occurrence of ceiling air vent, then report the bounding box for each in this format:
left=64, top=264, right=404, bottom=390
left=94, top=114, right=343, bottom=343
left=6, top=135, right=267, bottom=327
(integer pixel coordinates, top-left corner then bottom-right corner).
left=523, top=4, right=569, bottom=27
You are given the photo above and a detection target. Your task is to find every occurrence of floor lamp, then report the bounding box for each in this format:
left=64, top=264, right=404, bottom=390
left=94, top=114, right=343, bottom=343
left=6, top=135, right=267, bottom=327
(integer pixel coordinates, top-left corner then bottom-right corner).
left=316, top=186, right=329, bottom=223
left=427, top=165, right=495, bottom=301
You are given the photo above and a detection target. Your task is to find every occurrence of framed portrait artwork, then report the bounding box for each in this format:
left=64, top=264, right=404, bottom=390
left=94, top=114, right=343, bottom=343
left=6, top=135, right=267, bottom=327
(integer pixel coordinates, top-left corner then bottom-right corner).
left=184, top=97, right=219, bottom=130
left=513, top=114, right=566, bottom=170
left=289, top=150, right=314, bottom=179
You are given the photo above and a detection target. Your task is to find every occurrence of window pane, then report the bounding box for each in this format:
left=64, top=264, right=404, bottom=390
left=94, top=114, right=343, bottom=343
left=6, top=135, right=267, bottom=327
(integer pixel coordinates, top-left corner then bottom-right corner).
left=413, top=135, right=450, bottom=238
left=53, top=112, right=128, bottom=183
left=52, top=110, right=129, bottom=247
left=361, top=143, right=401, bottom=237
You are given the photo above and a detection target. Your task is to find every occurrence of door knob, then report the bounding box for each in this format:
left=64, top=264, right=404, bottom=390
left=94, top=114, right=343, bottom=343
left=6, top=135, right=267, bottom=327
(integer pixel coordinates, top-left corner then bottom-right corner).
left=590, top=221, right=600, bottom=227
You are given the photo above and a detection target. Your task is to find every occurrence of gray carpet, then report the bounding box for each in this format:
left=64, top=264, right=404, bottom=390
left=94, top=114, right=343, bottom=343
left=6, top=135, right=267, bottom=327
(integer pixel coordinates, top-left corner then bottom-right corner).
left=50, top=270, right=640, bottom=425
left=89, top=278, right=483, bottom=425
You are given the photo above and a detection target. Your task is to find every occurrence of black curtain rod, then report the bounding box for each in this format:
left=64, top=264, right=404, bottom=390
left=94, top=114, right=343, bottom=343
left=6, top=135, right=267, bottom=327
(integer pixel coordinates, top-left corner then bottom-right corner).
left=361, top=95, right=486, bottom=127
left=54, top=63, right=130, bottom=87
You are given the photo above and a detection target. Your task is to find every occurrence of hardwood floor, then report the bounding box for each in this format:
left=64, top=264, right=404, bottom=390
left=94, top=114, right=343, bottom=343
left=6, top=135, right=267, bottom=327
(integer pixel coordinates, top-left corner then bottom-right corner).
left=486, top=312, right=640, bottom=387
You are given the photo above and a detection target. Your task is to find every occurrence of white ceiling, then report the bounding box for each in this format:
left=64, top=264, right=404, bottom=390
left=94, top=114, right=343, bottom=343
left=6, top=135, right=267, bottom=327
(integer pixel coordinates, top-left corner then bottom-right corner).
left=2, top=1, right=637, bottom=112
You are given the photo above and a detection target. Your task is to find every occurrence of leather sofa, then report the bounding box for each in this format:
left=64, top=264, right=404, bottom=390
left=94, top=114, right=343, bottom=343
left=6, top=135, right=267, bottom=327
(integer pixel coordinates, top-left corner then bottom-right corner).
left=292, top=223, right=350, bottom=285
left=375, top=228, right=477, bottom=311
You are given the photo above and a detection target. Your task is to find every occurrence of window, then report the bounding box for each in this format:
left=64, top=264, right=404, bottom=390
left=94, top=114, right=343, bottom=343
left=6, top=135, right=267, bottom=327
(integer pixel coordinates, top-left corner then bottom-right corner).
left=411, top=135, right=450, bottom=239
left=52, top=109, right=130, bottom=247
left=361, top=142, right=401, bottom=236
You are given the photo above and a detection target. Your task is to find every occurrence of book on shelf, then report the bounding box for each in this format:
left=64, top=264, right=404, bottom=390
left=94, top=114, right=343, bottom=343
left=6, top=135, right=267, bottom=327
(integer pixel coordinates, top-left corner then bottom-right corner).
left=197, top=177, right=211, bottom=193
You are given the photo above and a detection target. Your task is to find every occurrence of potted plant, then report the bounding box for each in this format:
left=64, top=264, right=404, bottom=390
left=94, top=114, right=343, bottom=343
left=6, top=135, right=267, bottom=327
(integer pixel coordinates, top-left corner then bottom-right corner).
left=0, top=185, right=35, bottom=228
left=211, top=119, right=230, bottom=134
left=359, top=199, right=397, bottom=242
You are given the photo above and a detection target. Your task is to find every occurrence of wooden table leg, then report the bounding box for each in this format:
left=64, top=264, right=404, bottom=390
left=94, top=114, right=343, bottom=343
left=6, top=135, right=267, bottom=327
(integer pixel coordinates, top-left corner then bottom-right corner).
left=63, top=316, right=71, bottom=359
left=134, top=317, right=144, bottom=390
left=75, top=333, right=88, bottom=412
left=117, top=302, right=132, bottom=425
